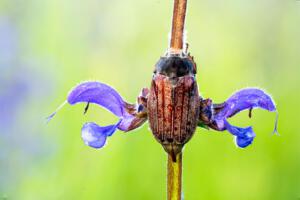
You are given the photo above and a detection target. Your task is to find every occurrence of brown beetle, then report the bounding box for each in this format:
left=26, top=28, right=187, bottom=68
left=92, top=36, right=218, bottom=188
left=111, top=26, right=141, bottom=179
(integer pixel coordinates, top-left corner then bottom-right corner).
left=147, top=52, right=200, bottom=161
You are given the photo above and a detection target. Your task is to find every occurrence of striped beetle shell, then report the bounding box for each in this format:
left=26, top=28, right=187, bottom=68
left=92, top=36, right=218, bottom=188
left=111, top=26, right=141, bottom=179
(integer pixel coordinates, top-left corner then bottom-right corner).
left=147, top=54, right=200, bottom=159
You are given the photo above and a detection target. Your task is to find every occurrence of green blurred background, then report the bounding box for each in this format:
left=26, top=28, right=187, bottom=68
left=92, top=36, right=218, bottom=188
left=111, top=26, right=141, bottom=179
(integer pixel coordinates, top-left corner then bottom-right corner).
left=0, top=0, right=299, bottom=199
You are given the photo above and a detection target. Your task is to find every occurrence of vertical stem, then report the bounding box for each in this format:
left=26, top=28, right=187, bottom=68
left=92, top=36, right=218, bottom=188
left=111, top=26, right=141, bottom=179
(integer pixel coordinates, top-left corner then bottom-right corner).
left=170, top=0, right=188, bottom=51
left=167, top=153, right=182, bottom=200
left=167, top=1, right=187, bottom=199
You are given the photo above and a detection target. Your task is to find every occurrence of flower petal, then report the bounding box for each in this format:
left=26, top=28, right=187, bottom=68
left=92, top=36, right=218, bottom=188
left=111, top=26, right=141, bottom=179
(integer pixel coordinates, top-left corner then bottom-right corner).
left=215, top=88, right=276, bottom=120
left=224, top=120, right=255, bottom=148
left=68, top=81, right=126, bottom=117
left=81, top=122, right=119, bottom=148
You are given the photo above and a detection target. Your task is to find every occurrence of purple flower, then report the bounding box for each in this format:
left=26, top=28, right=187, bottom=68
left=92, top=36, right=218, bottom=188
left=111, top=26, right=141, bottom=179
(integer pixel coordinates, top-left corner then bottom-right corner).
left=48, top=81, right=148, bottom=148
left=199, top=88, right=278, bottom=148
left=48, top=83, right=277, bottom=149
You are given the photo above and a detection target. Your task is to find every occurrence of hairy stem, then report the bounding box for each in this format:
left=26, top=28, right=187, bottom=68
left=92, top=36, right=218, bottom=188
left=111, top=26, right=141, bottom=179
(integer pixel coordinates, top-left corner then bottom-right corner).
left=167, top=153, right=182, bottom=200
left=170, top=0, right=188, bottom=51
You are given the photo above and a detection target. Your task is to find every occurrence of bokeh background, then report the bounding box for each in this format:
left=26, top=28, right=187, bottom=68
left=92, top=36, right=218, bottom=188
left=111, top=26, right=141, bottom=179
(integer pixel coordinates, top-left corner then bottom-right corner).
left=0, top=0, right=299, bottom=199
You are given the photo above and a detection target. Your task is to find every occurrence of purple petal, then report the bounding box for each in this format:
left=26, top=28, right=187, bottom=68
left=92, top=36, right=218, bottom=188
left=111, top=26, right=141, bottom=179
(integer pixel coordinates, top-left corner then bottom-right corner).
left=215, top=88, right=276, bottom=121
left=68, top=81, right=126, bottom=117
left=81, top=122, right=119, bottom=148
left=224, top=120, right=255, bottom=148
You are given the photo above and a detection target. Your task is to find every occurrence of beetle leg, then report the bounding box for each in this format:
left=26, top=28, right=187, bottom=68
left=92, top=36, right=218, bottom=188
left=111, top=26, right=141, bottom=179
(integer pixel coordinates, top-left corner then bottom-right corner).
left=198, top=98, right=213, bottom=125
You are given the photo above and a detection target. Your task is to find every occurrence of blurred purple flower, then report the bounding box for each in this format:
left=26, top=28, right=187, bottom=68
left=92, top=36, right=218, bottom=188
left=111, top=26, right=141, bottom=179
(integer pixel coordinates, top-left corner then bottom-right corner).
left=0, top=17, right=23, bottom=127
left=0, top=79, right=28, bottom=127
left=0, top=16, right=55, bottom=193
left=0, top=17, right=18, bottom=68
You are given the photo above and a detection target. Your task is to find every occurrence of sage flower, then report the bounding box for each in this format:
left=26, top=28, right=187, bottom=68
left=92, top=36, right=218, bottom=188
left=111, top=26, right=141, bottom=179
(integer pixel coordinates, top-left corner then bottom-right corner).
left=199, top=88, right=278, bottom=148
left=48, top=71, right=277, bottom=150
left=48, top=81, right=148, bottom=148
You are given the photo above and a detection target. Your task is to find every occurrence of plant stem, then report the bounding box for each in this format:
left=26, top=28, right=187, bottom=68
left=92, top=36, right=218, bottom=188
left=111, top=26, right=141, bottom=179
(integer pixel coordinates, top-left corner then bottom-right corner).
left=167, top=153, right=182, bottom=200
left=167, top=0, right=187, bottom=199
left=170, top=0, right=188, bottom=51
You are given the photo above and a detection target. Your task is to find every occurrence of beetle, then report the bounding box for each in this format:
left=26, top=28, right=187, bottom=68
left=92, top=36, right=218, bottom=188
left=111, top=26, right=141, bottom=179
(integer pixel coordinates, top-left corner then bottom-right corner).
left=147, top=52, right=200, bottom=161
